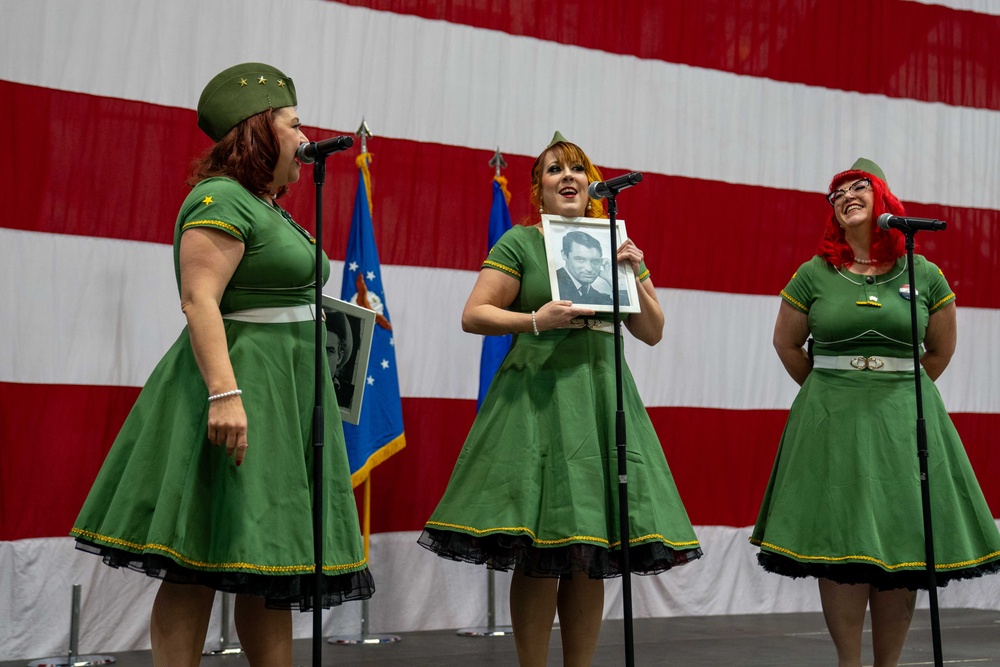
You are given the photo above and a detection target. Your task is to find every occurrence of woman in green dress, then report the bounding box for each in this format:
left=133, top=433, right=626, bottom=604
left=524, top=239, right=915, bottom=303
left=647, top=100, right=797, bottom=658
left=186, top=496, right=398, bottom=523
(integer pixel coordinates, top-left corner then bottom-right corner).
left=420, top=135, right=701, bottom=666
left=751, top=158, right=1000, bottom=666
left=71, top=63, right=373, bottom=666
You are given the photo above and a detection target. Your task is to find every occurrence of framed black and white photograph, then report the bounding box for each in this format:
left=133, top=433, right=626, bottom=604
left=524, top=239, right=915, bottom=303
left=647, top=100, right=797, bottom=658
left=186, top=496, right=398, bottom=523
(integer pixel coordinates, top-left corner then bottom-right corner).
left=322, top=295, right=376, bottom=425
left=541, top=214, right=640, bottom=314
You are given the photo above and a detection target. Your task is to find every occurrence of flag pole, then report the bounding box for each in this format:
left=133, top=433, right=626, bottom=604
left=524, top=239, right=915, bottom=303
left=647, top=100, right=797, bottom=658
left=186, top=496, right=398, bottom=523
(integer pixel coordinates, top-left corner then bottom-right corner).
left=458, top=147, right=514, bottom=639
left=327, top=119, right=401, bottom=648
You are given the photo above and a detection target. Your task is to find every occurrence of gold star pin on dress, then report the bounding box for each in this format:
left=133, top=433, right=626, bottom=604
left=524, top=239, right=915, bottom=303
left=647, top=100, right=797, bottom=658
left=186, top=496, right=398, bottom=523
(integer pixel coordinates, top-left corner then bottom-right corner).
left=239, top=78, right=248, bottom=87
left=258, top=76, right=267, bottom=85
left=277, top=79, right=286, bottom=87
left=202, top=196, right=214, bottom=205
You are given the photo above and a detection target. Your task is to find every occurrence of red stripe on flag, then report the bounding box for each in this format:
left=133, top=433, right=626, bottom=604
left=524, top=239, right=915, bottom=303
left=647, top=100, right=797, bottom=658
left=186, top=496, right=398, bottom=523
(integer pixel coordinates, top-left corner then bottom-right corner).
left=0, top=382, right=140, bottom=541
left=7, top=81, right=999, bottom=307
left=332, top=0, right=1000, bottom=111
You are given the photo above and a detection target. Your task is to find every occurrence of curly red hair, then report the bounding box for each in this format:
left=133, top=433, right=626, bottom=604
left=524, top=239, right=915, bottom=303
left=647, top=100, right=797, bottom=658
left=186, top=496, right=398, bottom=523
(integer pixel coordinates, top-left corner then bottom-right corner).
left=818, top=169, right=907, bottom=267
left=187, top=107, right=288, bottom=199
left=527, top=142, right=606, bottom=223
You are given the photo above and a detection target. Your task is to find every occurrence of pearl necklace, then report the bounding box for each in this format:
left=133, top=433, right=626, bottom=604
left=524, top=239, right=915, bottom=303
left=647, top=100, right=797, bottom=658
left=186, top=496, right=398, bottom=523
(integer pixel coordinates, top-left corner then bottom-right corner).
left=853, top=257, right=876, bottom=265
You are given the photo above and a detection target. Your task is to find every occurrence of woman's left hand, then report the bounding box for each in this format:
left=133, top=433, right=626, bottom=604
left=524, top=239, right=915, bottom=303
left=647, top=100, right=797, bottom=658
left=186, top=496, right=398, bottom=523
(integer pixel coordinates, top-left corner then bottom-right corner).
left=616, top=238, right=644, bottom=275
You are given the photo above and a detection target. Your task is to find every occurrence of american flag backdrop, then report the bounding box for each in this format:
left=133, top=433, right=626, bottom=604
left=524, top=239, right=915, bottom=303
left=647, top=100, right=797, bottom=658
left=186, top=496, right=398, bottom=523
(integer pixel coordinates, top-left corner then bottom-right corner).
left=2, top=0, right=999, bottom=657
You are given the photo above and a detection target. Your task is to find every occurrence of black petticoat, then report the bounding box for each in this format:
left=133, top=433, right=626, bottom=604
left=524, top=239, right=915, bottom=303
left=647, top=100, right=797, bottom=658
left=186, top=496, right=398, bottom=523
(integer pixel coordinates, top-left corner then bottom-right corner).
left=75, top=539, right=375, bottom=610
left=418, top=528, right=702, bottom=579
left=758, top=551, right=1000, bottom=592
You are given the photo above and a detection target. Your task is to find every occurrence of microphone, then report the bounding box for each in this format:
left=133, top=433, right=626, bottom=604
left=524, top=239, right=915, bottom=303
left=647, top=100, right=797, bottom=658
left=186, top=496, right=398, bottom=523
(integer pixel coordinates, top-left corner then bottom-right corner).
left=588, top=172, right=643, bottom=199
left=296, top=136, right=354, bottom=164
left=876, top=213, right=946, bottom=233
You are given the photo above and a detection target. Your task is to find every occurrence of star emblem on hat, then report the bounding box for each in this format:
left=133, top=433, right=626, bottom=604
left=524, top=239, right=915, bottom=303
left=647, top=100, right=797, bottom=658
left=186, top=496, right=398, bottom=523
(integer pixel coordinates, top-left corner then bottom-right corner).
left=258, top=76, right=267, bottom=85
left=277, top=80, right=286, bottom=87
left=239, top=78, right=248, bottom=87
left=201, top=196, right=214, bottom=205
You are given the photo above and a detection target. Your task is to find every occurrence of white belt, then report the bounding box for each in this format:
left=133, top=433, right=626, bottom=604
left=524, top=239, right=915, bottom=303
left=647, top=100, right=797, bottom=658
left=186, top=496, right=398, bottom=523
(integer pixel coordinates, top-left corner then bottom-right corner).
left=222, top=305, right=316, bottom=324
left=562, top=317, right=615, bottom=334
left=813, top=355, right=915, bottom=372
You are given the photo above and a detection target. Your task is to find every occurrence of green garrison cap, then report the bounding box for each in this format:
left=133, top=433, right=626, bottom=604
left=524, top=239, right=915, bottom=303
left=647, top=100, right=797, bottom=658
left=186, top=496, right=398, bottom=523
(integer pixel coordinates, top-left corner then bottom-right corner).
left=851, top=157, right=887, bottom=186
left=547, top=130, right=569, bottom=147
left=197, top=62, right=297, bottom=141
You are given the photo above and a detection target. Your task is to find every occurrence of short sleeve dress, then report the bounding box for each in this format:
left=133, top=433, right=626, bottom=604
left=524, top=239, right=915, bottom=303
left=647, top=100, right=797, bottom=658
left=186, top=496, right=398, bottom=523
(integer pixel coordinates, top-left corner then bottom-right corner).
left=750, top=255, right=1000, bottom=589
left=72, top=177, right=374, bottom=609
left=419, top=224, right=702, bottom=577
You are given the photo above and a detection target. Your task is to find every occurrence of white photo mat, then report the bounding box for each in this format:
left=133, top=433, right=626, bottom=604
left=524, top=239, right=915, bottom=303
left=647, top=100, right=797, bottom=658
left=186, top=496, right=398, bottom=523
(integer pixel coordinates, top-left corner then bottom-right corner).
left=541, top=214, right=640, bottom=314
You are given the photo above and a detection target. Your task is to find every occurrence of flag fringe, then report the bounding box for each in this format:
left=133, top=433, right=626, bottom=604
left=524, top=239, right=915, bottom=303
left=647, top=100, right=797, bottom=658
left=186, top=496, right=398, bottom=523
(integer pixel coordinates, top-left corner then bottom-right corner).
left=355, top=152, right=375, bottom=215
left=494, top=175, right=512, bottom=205
left=350, top=432, right=406, bottom=488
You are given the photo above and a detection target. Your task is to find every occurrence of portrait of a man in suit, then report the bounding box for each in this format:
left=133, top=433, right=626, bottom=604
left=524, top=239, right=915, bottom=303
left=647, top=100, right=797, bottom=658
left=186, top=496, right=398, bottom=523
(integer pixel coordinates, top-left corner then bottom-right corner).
left=556, top=230, right=618, bottom=305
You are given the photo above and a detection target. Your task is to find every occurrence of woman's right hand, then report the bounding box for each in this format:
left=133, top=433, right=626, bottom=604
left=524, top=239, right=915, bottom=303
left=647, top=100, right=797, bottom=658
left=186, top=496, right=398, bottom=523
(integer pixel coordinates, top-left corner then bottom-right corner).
left=207, top=396, right=249, bottom=466
left=533, top=299, right=596, bottom=332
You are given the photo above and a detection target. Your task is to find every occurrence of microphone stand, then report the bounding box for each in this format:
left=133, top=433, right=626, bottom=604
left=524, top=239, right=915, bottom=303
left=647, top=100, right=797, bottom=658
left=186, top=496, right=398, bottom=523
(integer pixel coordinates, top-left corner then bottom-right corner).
left=903, top=231, right=943, bottom=667
left=606, top=193, right=635, bottom=667
left=309, top=154, right=328, bottom=667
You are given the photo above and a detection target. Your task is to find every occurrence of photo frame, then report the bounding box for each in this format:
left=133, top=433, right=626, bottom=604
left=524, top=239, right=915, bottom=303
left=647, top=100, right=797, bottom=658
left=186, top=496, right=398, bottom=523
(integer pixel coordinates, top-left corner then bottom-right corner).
left=322, top=295, right=376, bottom=425
left=541, top=214, right=640, bottom=314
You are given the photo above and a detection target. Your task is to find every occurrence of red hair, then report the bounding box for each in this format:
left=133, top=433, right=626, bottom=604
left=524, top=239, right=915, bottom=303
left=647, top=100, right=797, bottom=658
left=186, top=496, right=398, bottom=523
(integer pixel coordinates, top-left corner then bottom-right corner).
left=187, top=108, right=288, bottom=199
left=527, top=142, right=606, bottom=224
left=818, top=169, right=907, bottom=267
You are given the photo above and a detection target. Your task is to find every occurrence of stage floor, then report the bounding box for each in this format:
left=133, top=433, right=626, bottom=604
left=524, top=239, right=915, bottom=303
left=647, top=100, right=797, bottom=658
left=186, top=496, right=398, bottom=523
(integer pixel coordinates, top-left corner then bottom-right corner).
left=7, top=608, right=999, bottom=666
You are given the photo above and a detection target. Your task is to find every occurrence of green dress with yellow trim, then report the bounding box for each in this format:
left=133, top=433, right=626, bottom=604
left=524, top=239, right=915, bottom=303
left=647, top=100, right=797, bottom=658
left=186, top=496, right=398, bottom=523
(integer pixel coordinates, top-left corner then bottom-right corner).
left=72, top=177, right=373, bottom=608
left=751, top=255, right=1000, bottom=589
left=419, top=224, right=702, bottom=577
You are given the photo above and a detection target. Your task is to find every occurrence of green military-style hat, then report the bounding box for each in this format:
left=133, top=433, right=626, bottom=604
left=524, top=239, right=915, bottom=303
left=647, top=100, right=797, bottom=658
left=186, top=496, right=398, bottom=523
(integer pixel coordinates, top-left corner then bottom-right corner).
left=850, top=157, right=887, bottom=186
left=532, top=131, right=569, bottom=170
left=547, top=130, right=569, bottom=147
left=197, top=62, right=297, bottom=142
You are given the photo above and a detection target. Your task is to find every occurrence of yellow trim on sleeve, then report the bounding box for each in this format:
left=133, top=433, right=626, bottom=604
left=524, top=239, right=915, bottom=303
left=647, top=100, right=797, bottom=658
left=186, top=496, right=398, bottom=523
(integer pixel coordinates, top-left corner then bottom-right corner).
left=637, top=268, right=650, bottom=282
left=482, top=260, right=521, bottom=278
left=780, top=290, right=809, bottom=313
left=930, top=292, right=955, bottom=313
left=181, top=220, right=245, bottom=240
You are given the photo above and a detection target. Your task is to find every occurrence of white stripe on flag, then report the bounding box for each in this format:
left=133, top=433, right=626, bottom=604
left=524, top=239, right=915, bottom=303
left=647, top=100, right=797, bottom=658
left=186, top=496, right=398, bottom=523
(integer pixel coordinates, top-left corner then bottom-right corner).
left=2, top=0, right=999, bottom=209
left=4, top=228, right=996, bottom=413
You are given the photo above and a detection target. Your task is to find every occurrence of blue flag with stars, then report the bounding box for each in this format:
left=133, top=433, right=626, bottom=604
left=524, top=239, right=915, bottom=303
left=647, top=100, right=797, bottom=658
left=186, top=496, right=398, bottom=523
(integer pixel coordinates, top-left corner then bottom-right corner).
left=477, top=179, right=513, bottom=411
left=341, top=157, right=405, bottom=486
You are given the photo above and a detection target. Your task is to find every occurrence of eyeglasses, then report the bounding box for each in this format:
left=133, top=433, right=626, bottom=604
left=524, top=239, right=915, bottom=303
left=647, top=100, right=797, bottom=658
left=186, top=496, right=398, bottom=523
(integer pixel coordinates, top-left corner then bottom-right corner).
left=826, top=178, right=871, bottom=206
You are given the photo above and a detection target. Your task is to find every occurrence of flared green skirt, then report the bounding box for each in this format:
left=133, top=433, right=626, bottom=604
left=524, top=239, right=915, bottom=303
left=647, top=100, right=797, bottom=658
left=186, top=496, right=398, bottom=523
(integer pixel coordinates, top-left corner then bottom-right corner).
left=751, top=368, right=1000, bottom=590
left=72, top=318, right=373, bottom=608
left=420, top=328, right=702, bottom=577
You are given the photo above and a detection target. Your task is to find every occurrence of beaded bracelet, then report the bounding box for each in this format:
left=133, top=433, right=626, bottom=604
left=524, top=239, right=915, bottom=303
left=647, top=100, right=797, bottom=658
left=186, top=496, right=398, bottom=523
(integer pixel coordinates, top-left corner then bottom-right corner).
left=208, top=389, right=242, bottom=402
left=531, top=311, right=539, bottom=336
